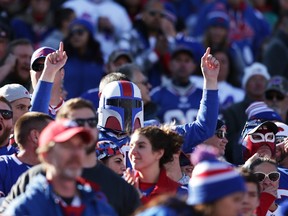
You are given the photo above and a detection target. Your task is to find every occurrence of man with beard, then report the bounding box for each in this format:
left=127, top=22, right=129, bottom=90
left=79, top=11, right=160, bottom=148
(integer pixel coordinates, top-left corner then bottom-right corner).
left=0, top=98, right=141, bottom=216
left=151, top=42, right=201, bottom=124
left=0, top=39, right=34, bottom=90
left=0, top=96, right=16, bottom=156
left=3, top=119, right=117, bottom=215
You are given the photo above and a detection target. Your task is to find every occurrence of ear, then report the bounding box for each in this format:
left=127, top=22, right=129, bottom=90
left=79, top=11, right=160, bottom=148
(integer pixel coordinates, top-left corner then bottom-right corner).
left=29, top=129, right=40, bottom=146
left=155, top=149, right=164, bottom=160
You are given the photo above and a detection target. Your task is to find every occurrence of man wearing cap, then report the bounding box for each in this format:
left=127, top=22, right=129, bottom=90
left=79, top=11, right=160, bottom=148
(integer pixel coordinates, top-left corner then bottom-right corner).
left=222, top=62, right=271, bottom=164
left=151, top=40, right=202, bottom=124
left=0, top=84, right=31, bottom=126
left=30, top=42, right=67, bottom=118
left=106, top=49, right=133, bottom=73
left=265, top=76, right=288, bottom=123
left=3, top=119, right=117, bottom=215
left=80, top=49, right=133, bottom=109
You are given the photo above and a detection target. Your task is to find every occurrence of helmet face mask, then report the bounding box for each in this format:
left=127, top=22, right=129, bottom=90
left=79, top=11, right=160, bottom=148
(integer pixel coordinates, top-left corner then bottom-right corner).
left=98, top=81, right=144, bottom=134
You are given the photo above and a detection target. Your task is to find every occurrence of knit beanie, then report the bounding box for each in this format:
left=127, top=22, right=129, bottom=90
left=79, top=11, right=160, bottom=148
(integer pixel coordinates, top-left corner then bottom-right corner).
left=245, top=101, right=282, bottom=121
left=187, top=145, right=246, bottom=205
left=69, top=18, right=95, bottom=36
left=242, top=62, right=270, bottom=89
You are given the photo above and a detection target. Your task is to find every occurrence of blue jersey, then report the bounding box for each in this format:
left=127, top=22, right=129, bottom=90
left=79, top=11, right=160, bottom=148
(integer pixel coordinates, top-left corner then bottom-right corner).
left=98, top=90, right=219, bottom=163
left=151, top=83, right=203, bottom=124
left=0, top=145, right=18, bottom=156
left=277, top=167, right=288, bottom=205
left=0, top=154, right=32, bottom=197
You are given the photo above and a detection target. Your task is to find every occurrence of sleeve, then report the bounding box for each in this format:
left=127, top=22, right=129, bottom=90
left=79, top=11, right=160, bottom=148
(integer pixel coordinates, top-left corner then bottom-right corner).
left=174, top=89, right=219, bottom=153
left=30, top=80, right=53, bottom=115
left=256, top=192, right=276, bottom=216
left=0, top=165, right=44, bottom=213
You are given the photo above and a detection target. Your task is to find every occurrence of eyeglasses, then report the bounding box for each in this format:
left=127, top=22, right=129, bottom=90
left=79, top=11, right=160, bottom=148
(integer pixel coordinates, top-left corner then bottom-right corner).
left=33, top=63, right=44, bottom=72
left=254, top=171, right=280, bottom=182
left=70, top=28, right=86, bottom=37
left=215, top=130, right=227, bottom=139
left=0, top=109, right=13, bottom=120
left=74, top=117, right=97, bottom=128
left=266, top=92, right=285, bottom=101
left=148, top=10, right=165, bottom=18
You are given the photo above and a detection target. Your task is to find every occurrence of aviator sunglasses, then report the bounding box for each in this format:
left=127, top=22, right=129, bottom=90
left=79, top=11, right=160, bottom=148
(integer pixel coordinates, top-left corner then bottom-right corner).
left=254, top=171, right=280, bottom=182
left=0, top=109, right=13, bottom=120
left=74, top=117, right=97, bottom=128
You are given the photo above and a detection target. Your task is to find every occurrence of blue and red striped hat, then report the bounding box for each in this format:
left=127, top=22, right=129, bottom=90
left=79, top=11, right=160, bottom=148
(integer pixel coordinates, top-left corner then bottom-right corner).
left=187, top=145, right=246, bottom=205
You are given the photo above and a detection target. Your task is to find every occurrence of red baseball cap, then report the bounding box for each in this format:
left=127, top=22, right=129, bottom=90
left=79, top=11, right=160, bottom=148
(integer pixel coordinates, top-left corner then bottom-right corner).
left=39, top=119, right=93, bottom=150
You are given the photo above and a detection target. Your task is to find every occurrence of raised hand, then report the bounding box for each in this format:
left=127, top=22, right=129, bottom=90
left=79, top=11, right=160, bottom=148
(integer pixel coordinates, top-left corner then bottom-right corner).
left=201, top=47, right=219, bottom=90
left=41, top=42, right=68, bottom=82
left=123, top=168, right=142, bottom=198
left=45, top=42, right=67, bottom=74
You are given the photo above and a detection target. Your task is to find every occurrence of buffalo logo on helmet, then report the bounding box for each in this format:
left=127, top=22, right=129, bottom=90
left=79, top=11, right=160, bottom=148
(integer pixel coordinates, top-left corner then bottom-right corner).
left=98, top=81, right=144, bottom=134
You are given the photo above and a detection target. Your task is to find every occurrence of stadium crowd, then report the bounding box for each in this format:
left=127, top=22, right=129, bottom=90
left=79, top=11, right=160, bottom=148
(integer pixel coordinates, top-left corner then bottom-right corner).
left=0, top=0, right=288, bottom=215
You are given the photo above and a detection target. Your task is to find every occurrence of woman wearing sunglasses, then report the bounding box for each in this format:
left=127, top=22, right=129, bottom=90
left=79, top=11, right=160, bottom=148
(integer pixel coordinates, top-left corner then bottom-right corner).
left=249, top=157, right=282, bottom=216
left=201, top=119, right=228, bottom=157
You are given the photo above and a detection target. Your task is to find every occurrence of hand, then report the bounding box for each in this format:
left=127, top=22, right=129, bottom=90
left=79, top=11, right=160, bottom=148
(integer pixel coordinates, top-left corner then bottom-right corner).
left=4, top=53, right=17, bottom=69
left=201, top=47, right=219, bottom=89
left=45, top=41, right=67, bottom=74
left=160, top=18, right=176, bottom=37
left=243, top=153, right=260, bottom=169
left=155, top=34, right=169, bottom=56
left=262, top=184, right=278, bottom=198
left=277, top=138, right=288, bottom=153
left=123, top=168, right=142, bottom=198
left=40, top=42, right=68, bottom=82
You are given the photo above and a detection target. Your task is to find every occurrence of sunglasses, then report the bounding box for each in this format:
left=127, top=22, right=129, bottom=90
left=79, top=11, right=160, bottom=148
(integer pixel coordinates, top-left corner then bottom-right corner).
left=148, top=10, right=165, bottom=18
left=33, top=63, right=44, bottom=72
left=266, top=92, right=285, bottom=101
left=215, top=130, right=227, bottom=139
left=74, top=117, right=97, bottom=128
left=0, top=109, right=13, bottom=120
left=70, top=28, right=86, bottom=37
left=254, top=171, right=280, bottom=182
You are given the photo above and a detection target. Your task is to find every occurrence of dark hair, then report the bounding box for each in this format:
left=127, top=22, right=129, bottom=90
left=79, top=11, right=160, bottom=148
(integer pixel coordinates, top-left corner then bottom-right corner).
left=210, top=48, right=242, bottom=87
left=14, top=112, right=53, bottom=148
left=0, top=96, right=12, bottom=110
left=8, top=38, right=33, bottom=54
left=239, top=168, right=261, bottom=197
left=133, top=125, right=183, bottom=167
left=53, top=8, right=75, bottom=29
left=56, top=97, right=97, bottom=119
left=64, top=28, right=103, bottom=64
left=117, top=63, right=143, bottom=81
